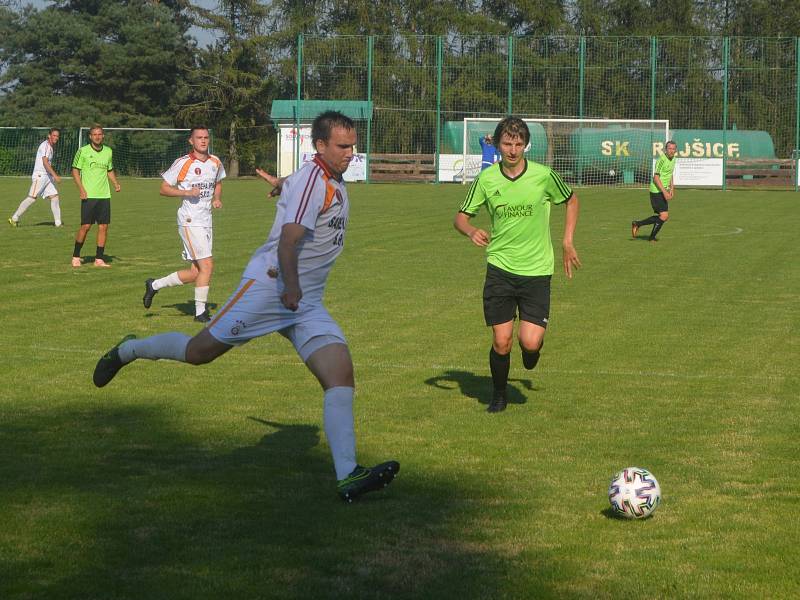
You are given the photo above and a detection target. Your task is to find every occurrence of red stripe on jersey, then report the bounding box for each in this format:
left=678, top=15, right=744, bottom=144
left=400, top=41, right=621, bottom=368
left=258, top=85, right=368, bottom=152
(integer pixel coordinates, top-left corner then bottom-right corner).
left=295, top=165, right=320, bottom=223
left=313, top=155, right=333, bottom=178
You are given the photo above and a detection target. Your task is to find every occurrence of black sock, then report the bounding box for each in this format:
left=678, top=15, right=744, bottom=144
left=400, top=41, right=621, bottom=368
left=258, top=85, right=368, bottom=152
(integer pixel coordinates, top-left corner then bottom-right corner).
left=521, top=347, right=541, bottom=370
left=489, top=347, right=510, bottom=392
left=96, top=245, right=105, bottom=260
left=73, top=241, right=84, bottom=258
left=650, top=218, right=666, bottom=240
left=637, top=215, right=660, bottom=227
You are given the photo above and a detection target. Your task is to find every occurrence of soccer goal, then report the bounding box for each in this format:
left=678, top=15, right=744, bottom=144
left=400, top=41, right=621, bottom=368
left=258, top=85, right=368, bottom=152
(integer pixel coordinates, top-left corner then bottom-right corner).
left=78, top=127, right=206, bottom=178
left=461, top=118, right=669, bottom=186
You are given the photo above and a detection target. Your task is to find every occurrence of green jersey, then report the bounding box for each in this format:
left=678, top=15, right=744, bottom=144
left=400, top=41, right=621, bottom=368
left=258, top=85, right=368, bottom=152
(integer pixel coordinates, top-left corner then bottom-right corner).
left=649, top=152, right=676, bottom=193
left=460, top=159, right=573, bottom=276
left=72, top=144, right=114, bottom=198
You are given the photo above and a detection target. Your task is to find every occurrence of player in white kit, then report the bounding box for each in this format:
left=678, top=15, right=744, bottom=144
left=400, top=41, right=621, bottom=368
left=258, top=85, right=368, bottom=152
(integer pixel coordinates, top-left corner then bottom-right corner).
left=94, top=111, right=399, bottom=502
left=142, top=127, right=225, bottom=322
left=9, top=128, right=63, bottom=227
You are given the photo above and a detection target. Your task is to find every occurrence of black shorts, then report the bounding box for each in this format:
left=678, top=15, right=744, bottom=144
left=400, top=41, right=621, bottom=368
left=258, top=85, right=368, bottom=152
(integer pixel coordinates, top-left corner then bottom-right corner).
left=482, top=263, right=551, bottom=327
left=649, top=192, right=668, bottom=214
left=81, top=198, right=111, bottom=225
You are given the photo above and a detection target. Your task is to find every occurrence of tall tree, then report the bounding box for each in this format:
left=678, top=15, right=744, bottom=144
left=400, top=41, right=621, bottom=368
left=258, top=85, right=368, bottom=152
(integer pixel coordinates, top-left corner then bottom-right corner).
left=0, top=0, right=195, bottom=127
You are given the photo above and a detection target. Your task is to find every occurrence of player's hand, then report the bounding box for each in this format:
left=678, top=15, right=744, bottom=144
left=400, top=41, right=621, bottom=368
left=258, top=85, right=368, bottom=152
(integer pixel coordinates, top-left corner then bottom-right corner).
left=54, top=175, right=62, bottom=184
left=281, top=285, right=302, bottom=312
left=255, top=168, right=284, bottom=197
left=212, top=198, right=222, bottom=209
left=469, top=228, right=490, bottom=247
left=79, top=189, right=88, bottom=200
left=114, top=183, right=121, bottom=193
left=562, top=243, right=581, bottom=279
left=187, top=186, right=202, bottom=197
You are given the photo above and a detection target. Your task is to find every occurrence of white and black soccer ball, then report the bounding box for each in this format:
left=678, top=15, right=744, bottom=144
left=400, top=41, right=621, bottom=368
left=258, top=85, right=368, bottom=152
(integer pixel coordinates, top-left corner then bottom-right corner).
left=608, top=168, right=616, bottom=177
left=608, top=467, right=661, bottom=519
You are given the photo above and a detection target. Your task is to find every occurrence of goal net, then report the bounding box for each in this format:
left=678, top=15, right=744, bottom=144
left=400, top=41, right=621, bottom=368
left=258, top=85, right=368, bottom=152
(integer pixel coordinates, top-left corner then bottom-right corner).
left=79, top=128, right=206, bottom=177
left=461, top=118, right=670, bottom=186
left=0, top=127, right=79, bottom=177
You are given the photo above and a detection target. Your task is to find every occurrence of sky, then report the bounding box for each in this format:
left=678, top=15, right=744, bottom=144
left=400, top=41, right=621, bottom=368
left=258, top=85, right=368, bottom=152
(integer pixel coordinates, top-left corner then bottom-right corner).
left=23, top=0, right=220, bottom=47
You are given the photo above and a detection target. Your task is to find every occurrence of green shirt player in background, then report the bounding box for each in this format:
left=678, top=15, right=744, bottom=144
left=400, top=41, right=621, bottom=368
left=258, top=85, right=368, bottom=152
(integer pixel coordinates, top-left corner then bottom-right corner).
left=632, top=140, right=677, bottom=243
left=454, top=116, right=581, bottom=413
left=71, top=124, right=121, bottom=267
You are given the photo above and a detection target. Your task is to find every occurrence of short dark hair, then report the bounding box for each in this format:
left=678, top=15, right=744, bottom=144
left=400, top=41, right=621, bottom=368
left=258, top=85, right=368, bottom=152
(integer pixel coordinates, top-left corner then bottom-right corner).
left=665, top=140, right=677, bottom=148
left=49, top=127, right=60, bottom=135
left=311, top=111, right=355, bottom=146
left=189, top=126, right=209, bottom=136
left=493, top=117, right=530, bottom=146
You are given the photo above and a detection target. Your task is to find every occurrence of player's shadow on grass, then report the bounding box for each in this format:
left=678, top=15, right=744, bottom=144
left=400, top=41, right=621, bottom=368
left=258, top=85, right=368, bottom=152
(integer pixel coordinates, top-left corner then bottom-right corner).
left=159, top=300, right=219, bottom=316
left=75, top=254, right=121, bottom=265
left=424, top=369, right=532, bottom=406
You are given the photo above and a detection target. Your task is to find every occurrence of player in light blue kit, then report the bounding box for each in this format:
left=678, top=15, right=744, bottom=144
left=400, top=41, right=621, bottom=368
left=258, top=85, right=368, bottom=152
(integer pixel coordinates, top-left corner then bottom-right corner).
left=93, top=111, right=399, bottom=502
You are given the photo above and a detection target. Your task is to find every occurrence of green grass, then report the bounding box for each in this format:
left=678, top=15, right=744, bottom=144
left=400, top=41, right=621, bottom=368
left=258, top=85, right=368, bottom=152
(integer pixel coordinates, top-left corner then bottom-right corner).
left=1, top=177, right=798, bottom=599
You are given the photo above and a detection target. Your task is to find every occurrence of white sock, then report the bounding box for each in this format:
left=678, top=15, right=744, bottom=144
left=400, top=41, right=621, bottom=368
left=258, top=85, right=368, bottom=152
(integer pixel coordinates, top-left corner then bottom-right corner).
left=323, top=386, right=357, bottom=480
left=153, top=272, right=183, bottom=291
left=195, top=285, right=209, bottom=315
left=12, top=197, right=36, bottom=221
left=118, top=332, right=191, bottom=364
left=50, top=196, right=61, bottom=225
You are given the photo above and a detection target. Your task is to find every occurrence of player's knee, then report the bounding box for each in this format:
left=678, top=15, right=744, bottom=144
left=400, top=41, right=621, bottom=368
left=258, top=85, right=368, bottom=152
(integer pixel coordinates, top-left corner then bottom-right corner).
left=519, top=339, right=542, bottom=354
left=492, top=338, right=513, bottom=355
left=660, top=212, right=669, bottom=222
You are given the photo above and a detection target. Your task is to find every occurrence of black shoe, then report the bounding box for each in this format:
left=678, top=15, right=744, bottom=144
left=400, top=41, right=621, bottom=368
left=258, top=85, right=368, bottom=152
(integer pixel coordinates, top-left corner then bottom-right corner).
left=93, top=334, right=136, bottom=388
left=337, top=461, right=400, bottom=503
left=142, top=278, right=158, bottom=308
left=194, top=310, right=211, bottom=323
left=487, top=389, right=508, bottom=413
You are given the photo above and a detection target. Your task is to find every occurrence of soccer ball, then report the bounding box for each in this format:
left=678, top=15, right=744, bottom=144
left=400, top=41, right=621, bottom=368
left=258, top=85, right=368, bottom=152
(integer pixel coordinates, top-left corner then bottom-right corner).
left=608, top=467, right=661, bottom=519
left=608, top=169, right=616, bottom=177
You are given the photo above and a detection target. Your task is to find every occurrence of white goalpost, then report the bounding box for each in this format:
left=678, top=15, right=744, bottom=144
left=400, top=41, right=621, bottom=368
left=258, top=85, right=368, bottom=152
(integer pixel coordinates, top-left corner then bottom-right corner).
left=461, top=117, right=670, bottom=186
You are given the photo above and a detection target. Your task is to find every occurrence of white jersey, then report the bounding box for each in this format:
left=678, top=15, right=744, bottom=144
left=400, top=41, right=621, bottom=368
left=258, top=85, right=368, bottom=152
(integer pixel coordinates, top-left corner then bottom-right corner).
left=161, top=153, right=226, bottom=227
left=243, top=155, right=349, bottom=300
left=32, top=140, right=53, bottom=176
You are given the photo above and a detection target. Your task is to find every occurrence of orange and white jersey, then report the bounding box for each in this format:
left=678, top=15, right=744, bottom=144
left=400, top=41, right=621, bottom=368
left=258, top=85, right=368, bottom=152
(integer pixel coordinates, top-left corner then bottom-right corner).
left=32, top=140, right=54, bottom=176
left=243, top=155, right=348, bottom=300
left=161, top=153, right=226, bottom=228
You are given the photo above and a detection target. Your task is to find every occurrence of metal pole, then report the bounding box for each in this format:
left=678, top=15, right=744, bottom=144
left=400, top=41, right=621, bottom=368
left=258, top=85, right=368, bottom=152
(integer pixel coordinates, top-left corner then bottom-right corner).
left=507, top=36, right=514, bottom=115
left=435, top=36, right=443, bottom=184
left=578, top=36, right=585, bottom=184
left=295, top=34, right=303, bottom=173
left=796, top=37, right=800, bottom=191
left=366, top=36, right=373, bottom=184
left=650, top=37, right=657, bottom=122
left=722, top=37, right=729, bottom=191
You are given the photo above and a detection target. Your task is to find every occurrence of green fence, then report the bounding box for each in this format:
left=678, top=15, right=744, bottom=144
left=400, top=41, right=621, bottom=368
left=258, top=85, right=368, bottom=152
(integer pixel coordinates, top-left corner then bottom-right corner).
left=295, top=35, right=800, bottom=187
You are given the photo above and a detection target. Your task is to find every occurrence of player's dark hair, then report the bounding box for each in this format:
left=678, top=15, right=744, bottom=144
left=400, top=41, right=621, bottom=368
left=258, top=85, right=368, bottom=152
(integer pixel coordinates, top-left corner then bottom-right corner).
left=665, top=140, right=677, bottom=148
left=88, top=124, right=103, bottom=134
left=312, top=111, right=355, bottom=146
left=494, top=117, right=530, bottom=146
left=492, top=117, right=531, bottom=146
left=49, top=127, right=60, bottom=135
left=189, top=126, right=209, bottom=136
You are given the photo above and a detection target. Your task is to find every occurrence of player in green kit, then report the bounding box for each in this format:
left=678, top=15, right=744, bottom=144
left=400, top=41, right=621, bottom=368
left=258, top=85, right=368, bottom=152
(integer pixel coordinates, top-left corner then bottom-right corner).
left=632, top=140, right=677, bottom=242
left=71, top=124, right=121, bottom=267
left=454, top=116, right=581, bottom=413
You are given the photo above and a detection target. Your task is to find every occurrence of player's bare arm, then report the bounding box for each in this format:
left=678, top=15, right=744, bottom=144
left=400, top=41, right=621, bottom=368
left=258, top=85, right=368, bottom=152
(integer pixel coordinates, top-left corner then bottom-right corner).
left=278, top=222, right=306, bottom=311
left=72, top=168, right=87, bottom=199
left=255, top=168, right=284, bottom=197
left=43, top=156, right=61, bottom=184
left=108, top=171, right=121, bottom=193
left=562, top=194, right=581, bottom=279
left=212, top=182, right=223, bottom=209
left=159, top=180, right=201, bottom=198
left=454, top=211, right=490, bottom=247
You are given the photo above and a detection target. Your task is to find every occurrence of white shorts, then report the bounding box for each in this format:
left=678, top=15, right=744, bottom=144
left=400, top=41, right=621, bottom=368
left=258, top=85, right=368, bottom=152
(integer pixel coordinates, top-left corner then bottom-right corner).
left=207, top=278, right=346, bottom=361
left=29, top=174, right=58, bottom=199
left=179, top=225, right=213, bottom=261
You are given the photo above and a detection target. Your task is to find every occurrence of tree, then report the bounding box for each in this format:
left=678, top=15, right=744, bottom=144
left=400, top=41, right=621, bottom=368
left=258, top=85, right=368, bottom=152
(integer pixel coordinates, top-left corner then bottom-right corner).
left=0, top=0, right=195, bottom=127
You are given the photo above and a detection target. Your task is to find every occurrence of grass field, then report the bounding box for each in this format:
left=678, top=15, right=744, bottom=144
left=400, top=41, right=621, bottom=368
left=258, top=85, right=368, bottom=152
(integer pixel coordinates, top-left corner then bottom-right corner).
left=1, top=177, right=798, bottom=599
